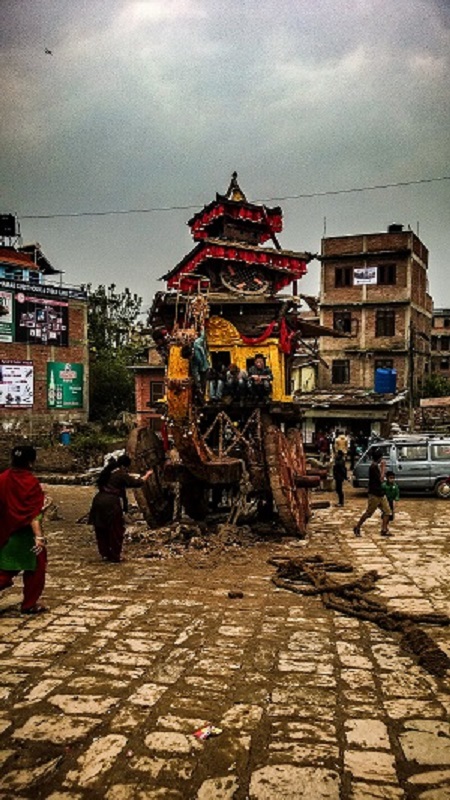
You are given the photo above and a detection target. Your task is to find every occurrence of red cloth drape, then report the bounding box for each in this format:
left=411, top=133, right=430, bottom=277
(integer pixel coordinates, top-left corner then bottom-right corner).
left=279, top=317, right=294, bottom=354
left=240, top=320, right=277, bottom=345
left=0, top=468, right=44, bottom=548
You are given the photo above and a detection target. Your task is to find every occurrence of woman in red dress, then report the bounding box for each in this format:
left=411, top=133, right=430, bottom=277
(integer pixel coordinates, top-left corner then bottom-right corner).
left=0, top=445, right=48, bottom=614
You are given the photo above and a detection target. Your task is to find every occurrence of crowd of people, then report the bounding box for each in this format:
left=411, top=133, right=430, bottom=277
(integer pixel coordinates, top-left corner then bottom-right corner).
left=207, top=354, right=273, bottom=403
left=316, top=428, right=400, bottom=538
left=0, top=422, right=399, bottom=614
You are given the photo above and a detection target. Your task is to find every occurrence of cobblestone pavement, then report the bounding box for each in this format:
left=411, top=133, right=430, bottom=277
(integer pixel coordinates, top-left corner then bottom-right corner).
left=0, top=486, right=450, bottom=800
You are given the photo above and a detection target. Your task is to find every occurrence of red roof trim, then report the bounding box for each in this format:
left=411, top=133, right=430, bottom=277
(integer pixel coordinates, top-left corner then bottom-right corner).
left=167, top=242, right=308, bottom=292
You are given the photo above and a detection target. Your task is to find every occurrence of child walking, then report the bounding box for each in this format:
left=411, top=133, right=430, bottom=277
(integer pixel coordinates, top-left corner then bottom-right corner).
left=382, top=471, right=400, bottom=521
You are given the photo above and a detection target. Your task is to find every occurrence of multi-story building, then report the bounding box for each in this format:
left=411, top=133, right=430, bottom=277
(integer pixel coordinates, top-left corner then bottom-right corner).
left=318, top=224, right=432, bottom=395
left=430, top=309, right=450, bottom=378
left=0, top=241, right=89, bottom=432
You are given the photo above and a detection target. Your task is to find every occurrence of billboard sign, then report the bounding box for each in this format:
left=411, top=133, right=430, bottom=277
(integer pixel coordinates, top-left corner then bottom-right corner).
left=47, top=362, right=84, bottom=409
left=15, top=293, right=68, bottom=346
left=0, top=360, right=33, bottom=407
left=0, top=290, right=14, bottom=342
left=0, top=278, right=87, bottom=301
left=353, top=267, right=378, bottom=285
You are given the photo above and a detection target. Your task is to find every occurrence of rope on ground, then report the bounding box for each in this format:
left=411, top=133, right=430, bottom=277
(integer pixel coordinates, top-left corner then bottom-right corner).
left=269, top=554, right=450, bottom=677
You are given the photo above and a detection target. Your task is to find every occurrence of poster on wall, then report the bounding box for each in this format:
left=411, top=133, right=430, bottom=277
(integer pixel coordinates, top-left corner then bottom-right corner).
left=47, top=362, right=83, bottom=409
left=0, top=290, right=14, bottom=342
left=353, top=267, right=378, bottom=285
left=0, top=360, right=33, bottom=407
left=15, top=293, right=69, bottom=346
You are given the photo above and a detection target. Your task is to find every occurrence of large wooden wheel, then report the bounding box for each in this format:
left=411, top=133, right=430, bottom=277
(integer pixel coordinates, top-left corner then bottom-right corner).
left=127, top=427, right=173, bottom=528
left=264, top=424, right=308, bottom=537
left=287, top=428, right=311, bottom=526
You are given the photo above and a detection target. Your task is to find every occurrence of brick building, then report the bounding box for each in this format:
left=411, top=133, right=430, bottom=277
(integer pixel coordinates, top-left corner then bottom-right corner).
left=318, top=225, right=432, bottom=395
left=0, top=243, right=89, bottom=433
left=430, top=308, right=450, bottom=378
left=131, top=342, right=165, bottom=430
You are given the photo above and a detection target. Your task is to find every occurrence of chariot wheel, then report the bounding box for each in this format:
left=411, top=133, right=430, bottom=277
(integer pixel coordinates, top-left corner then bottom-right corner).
left=264, top=424, right=308, bottom=537
left=287, top=428, right=311, bottom=525
left=127, top=427, right=173, bottom=528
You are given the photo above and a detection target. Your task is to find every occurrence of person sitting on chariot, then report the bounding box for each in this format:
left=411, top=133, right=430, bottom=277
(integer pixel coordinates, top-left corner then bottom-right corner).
left=208, top=364, right=226, bottom=402
left=248, top=354, right=273, bottom=401
left=225, top=363, right=248, bottom=399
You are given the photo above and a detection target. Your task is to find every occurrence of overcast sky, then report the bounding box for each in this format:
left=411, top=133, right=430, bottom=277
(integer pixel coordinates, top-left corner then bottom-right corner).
left=1, top=0, right=449, bottom=313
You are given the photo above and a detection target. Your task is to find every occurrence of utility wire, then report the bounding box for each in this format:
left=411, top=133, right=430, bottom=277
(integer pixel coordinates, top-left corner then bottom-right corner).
left=19, top=175, right=450, bottom=221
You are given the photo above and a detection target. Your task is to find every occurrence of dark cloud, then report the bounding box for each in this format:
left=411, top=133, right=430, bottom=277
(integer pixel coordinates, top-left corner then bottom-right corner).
left=1, top=0, right=449, bottom=305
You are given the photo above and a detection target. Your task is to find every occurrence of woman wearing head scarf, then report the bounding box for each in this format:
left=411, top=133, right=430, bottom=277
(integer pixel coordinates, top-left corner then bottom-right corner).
left=89, top=454, right=153, bottom=563
left=0, top=445, right=48, bottom=614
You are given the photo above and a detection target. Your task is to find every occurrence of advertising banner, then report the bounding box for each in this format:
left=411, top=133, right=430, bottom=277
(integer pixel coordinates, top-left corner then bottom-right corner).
left=0, top=290, right=14, bottom=342
left=47, top=362, right=83, bottom=409
left=0, top=278, right=87, bottom=301
left=0, top=360, right=33, bottom=407
left=15, top=293, right=68, bottom=346
left=353, top=267, right=378, bottom=285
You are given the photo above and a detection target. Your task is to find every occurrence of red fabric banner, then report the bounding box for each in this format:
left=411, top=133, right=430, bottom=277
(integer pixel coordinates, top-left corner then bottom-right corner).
left=240, top=320, right=277, bottom=345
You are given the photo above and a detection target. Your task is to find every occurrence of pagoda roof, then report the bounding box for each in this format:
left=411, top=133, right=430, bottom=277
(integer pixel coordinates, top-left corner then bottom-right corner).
left=187, top=173, right=283, bottom=245
left=162, top=238, right=312, bottom=294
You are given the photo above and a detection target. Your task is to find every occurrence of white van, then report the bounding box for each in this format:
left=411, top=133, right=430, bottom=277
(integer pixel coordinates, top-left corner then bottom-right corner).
left=352, top=435, right=450, bottom=498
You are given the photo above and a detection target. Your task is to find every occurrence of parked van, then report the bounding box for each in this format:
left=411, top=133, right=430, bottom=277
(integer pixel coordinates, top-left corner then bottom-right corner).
left=352, top=436, right=450, bottom=498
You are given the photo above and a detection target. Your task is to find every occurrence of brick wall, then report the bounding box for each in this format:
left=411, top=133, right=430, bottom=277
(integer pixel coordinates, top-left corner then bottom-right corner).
left=319, top=229, right=431, bottom=395
left=0, top=299, right=88, bottom=431
left=134, top=367, right=165, bottom=429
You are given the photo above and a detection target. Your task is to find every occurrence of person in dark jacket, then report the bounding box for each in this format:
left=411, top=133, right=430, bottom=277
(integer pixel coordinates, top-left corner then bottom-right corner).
left=89, top=455, right=152, bottom=562
left=333, top=450, right=347, bottom=506
left=353, top=448, right=391, bottom=537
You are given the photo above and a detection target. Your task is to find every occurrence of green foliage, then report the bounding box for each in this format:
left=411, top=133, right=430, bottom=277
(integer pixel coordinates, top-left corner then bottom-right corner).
left=85, top=284, right=144, bottom=422
left=421, top=374, right=450, bottom=398
left=69, top=430, right=116, bottom=460
left=89, top=351, right=135, bottom=422
left=85, top=283, right=143, bottom=359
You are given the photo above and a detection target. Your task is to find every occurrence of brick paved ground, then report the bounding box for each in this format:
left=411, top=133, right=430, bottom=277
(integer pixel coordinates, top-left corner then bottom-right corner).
left=0, top=486, right=449, bottom=799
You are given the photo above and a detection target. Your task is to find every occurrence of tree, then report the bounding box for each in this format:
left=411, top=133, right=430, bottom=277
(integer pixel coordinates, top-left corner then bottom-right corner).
left=85, top=284, right=144, bottom=422
left=421, top=374, right=450, bottom=398
left=86, top=284, right=143, bottom=356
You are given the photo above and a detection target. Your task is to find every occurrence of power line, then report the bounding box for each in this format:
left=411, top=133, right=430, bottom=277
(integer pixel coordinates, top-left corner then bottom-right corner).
left=19, top=175, right=450, bottom=221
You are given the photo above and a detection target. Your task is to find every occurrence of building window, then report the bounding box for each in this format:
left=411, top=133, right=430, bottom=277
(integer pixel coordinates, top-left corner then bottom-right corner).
left=374, top=358, right=394, bottom=375
left=375, top=309, right=395, bottom=337
left=332, top=360, right=350, bottom=384
left=441, top=336, right=450, bottom=351
left=150, top=380, right=165, bottom=404
left=444, top=318, right=450, bottom=328
left=333, top=311, right=352, bottom=333
left=440, top=359, right=449, bottom=371
left=377, top=264, right=397, bottom=285
left=431, top=336, right=438, bottom=349
left=335, top=267, right=353, bottom=287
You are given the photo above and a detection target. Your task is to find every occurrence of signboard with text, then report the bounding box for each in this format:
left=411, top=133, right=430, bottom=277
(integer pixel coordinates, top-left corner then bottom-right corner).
left=0, top=360, right=33, bottom=407
left=353, top=267, right=378, bottom=285
left=15, top=293, right=69, bottom=346
left=47, top=362, right=83, bottom=409
left=0, top=290, right=14, bottom=342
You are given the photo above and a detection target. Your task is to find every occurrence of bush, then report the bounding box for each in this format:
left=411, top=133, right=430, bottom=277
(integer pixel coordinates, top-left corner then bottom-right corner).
left=69, top=431, right=121, bottom=466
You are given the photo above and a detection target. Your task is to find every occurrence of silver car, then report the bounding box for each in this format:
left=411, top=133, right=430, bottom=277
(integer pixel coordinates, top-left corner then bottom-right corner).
left=352, top=436, right=450, bottom=498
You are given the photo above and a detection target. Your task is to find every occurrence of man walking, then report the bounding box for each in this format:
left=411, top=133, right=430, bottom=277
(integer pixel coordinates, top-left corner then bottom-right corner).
left=333, top=450, right=347, bottom=506
left=353, top=448, right=391, bottom=537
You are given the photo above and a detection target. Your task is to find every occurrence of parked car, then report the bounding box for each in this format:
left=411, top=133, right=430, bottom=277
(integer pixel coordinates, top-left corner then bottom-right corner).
left=352, top=436, right=450, bottom=498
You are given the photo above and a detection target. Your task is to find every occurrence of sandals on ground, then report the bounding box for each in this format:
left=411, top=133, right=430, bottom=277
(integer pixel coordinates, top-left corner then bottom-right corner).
left=21, top=605, right=49, bottom=615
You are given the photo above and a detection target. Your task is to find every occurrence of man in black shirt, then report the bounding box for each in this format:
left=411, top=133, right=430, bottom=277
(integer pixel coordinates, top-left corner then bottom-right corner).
left=354, top=448, right=391, bottom=537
